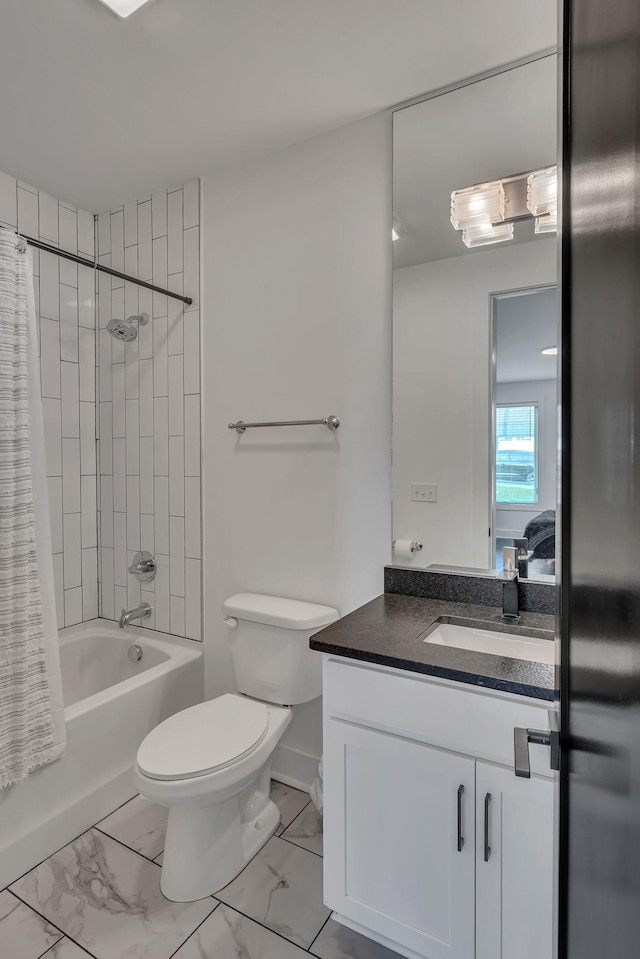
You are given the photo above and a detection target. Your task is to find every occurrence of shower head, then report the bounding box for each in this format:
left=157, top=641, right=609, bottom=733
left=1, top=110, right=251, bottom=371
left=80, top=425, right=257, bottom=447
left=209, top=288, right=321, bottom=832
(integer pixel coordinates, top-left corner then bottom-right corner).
left=107, top=313, right=149, bottom=342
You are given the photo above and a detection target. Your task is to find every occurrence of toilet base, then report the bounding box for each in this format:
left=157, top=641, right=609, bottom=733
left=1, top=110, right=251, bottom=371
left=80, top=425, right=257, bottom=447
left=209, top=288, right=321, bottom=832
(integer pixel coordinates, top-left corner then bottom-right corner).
left=160, top=795, right=280, bottom=902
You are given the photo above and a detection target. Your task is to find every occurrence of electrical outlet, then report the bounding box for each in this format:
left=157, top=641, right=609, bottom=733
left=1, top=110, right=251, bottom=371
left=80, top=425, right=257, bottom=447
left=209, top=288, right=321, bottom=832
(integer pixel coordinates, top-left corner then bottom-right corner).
left=411, top=483, right=438, bottom=503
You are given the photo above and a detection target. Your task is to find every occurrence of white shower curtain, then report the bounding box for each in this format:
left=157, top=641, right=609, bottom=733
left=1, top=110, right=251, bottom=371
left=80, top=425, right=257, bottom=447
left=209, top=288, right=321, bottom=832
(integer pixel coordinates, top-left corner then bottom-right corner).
left=0, top=228, right=65, bottom=789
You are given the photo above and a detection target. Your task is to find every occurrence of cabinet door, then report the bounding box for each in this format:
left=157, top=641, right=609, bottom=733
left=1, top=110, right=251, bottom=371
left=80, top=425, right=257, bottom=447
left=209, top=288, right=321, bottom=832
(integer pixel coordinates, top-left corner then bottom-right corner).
left=476, top=761, right=554, bottom=959
left=324, top=718, right=475, bottom=959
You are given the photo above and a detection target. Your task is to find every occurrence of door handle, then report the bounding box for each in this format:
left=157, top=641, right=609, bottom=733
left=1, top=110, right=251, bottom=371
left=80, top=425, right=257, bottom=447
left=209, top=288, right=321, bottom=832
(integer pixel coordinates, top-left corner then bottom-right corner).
left=483, top=792, right=491, bottom=862
left=514, top=711, right=560, bottom=778
left=457, top=784, right=464, bottom=851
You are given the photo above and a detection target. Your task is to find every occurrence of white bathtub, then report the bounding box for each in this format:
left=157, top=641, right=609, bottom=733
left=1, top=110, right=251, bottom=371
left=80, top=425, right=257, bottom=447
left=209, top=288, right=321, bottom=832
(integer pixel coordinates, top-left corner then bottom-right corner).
left=0, top=619, right=203, bottom=888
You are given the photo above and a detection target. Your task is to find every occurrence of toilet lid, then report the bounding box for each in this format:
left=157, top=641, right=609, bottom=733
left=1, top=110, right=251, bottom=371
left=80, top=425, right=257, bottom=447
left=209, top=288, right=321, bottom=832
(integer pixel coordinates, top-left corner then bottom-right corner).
left=136, top=694, right=269, bottom=781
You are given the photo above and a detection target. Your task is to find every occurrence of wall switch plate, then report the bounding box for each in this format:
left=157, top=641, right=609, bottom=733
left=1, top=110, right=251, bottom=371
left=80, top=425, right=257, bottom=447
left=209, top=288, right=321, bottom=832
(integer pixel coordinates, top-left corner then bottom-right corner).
left=411, top=483, right=438, bottom=503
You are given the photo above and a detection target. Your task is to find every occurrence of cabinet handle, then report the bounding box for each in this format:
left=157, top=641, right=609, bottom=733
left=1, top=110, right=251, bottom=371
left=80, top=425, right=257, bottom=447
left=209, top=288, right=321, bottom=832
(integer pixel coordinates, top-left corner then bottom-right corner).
left=457, top=784, right=464, bottom=852
left=483, top=792, right=492, bottom=862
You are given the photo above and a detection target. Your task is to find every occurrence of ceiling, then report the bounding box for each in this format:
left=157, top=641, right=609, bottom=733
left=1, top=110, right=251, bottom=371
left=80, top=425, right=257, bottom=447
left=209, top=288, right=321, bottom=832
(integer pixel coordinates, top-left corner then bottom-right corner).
left=0, top=0, right=556, bottom=212
left=495, top=286, right=558, bottom=383
left=392, top=54, right=557, bottom=269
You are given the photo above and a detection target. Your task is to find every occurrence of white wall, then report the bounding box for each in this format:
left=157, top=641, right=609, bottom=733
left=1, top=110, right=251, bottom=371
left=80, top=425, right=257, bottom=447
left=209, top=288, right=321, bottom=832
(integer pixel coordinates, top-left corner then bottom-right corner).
left=495, top=378, right=557, bottom=538
left=393, top=239, right=556, bottom=571
left=202, top=114, right=392, bottom=788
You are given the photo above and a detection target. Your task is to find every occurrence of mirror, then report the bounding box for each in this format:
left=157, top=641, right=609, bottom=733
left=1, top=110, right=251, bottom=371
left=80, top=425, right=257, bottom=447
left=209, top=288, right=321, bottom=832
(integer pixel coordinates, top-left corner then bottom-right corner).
left=392, top=56, right=558, bottom=580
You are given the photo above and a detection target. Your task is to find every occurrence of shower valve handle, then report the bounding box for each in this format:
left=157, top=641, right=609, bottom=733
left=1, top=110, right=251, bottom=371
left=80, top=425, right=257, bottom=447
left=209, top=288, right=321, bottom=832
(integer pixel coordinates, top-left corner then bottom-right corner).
left=128, top=551, right=157, bottom=583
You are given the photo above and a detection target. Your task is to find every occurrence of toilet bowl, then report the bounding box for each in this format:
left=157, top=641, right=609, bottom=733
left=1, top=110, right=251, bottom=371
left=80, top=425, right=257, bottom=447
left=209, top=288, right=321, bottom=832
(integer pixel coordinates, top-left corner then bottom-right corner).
left=134, top=593, right=339, bottom=901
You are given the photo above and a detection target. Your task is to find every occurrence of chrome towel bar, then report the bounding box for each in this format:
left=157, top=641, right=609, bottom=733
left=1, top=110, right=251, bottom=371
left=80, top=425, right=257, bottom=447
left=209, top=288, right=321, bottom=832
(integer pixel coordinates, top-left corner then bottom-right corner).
left=228, top=416, right=340, bottom=435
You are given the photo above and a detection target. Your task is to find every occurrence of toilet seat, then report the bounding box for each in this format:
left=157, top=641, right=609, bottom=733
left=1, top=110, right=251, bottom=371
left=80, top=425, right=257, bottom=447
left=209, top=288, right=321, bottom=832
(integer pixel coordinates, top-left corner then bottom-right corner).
left=136, top=694, right=269, bottom=781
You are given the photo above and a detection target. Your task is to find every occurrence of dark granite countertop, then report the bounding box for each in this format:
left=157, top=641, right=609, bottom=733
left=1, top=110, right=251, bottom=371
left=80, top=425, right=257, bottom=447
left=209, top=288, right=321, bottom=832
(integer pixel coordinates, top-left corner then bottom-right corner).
left=310, top=593, right=556, bottom=701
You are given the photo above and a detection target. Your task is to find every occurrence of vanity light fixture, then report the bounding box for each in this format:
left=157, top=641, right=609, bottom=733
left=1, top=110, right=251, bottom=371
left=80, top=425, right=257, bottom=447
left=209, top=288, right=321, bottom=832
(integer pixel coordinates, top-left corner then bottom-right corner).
left=527, top=167, right=558, bottom=217
left=462, top=222, right=514, bottom=248
left=535, top=209, right=558, bottom=234
left=541, top=346, right=558, bottom=355
left=450, top=181, right=505, bottom=231
left=95, top=0, right=155, bottom=17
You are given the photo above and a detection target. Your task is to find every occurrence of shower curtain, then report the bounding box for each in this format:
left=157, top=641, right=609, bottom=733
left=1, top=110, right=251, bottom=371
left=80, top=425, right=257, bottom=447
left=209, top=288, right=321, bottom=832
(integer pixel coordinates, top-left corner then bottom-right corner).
left=0, top=228, right=65, bottom=789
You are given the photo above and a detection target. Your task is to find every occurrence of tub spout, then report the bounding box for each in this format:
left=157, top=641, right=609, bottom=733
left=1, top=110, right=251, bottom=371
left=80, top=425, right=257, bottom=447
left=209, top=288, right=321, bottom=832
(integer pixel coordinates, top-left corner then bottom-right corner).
left=119, top=603, right=152, bottom=628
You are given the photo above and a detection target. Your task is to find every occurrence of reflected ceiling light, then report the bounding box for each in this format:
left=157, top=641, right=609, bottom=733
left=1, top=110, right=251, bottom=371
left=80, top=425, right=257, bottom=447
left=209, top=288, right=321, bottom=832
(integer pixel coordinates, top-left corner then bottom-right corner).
left=462, top=222, right=514, bottom=248
left=392, top=213, right=407, bottom=242
left=96, top=0, right=155, bottom=17
left=451, top=181, right=505, bottom=231
left=541, top=346, right=558, bottom=355
left=527, top=167, right=558, bottom=217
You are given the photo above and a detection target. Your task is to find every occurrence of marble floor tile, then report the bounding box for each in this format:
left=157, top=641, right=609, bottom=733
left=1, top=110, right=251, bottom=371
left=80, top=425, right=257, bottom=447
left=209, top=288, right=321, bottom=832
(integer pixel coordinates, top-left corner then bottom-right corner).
left=310, top=918, right=404, bottom=959
left=282, top=801, right=323, bottom=856
left=10, top=829, right=217, bottom=959
left=217, top=835, right=330, bottom=949
left=271, top=780, right=311, bottom=835
left=0, top=889, right=62, bottom=959
left=97, top=795, right=168, bottom=860
left=41, top=938, right=94, bottom=958
left=173, top=903, right=310, bottom=959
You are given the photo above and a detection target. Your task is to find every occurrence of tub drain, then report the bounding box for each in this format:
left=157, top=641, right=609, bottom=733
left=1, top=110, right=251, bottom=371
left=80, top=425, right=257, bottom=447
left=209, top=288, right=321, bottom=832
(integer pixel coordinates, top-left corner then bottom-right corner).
left=128, top=644, right=143, bottom=663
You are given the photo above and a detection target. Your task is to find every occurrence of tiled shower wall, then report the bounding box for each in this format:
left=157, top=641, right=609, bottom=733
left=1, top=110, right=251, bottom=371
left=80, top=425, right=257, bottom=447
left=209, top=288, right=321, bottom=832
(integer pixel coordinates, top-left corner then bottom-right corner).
left=97, top=182, right=202, bottom=640
left=0, top=170, right=98, bottom=628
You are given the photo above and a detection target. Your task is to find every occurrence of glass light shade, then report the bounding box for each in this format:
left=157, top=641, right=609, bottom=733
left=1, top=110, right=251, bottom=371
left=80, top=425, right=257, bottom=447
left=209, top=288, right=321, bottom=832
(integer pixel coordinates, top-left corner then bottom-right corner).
left=462, top=222, right=514, bottom=248
left=96, top=0, right=155, bottom=17
left=527, top=167, right=558, bottom=217
left=450, top=181, right=505, bottom=231
left=535, top=209, right=557, bottom=234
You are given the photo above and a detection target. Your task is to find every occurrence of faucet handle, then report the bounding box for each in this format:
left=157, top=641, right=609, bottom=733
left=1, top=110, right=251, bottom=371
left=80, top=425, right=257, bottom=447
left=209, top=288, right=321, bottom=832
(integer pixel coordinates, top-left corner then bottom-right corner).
left=502, top=546, right=518, bottom=577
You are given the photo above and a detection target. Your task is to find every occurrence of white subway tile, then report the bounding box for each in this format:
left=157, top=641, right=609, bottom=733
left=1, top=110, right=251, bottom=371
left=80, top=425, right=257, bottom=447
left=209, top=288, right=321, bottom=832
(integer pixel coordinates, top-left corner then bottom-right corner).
left=167, top=189, right=183, bottom=274
left=153, top=396, right=168, bottom=475
left=82, top=549, right=99, bottom=620
left=153, top=313, right=168, bottom=396
left=60, top=284, right=79, bottom=362
left=62, top=438, right=81, bottom=513
left=137, top=200, right=152, bottom=281
left=111, top=286, right=125, bottom=361
left=169, top=435, right=184, bottom=516
left=113, top=438, right=126, bottom=511
left=100, top=474, right=113, bottom=549
left=78, top=266, right=95, bottom=328
left=0, top=171, right=17, bottom=227
left=125, top=346, right=139, bottom=399
left=53, top=553, right=65, bottom=629
left=168, top=353, right=183, bottom=435
left=183, top=310, right=200, bottom=393
left=140, top=589, right=155, bottom=628
left=124, top=200, right=137, bottom=248
left=38, top=192, right=58, bottom=242
left=99, top=402, right=113, bottom=474
left=81, top=475, right=97, bottom=548
left=80, top=402, right=96, bottom=475
left=167, top=288, right=184, bottom=356
left=127, top=552, right=141, bottom=609
left=183, top=180, right=199, bottom=230
left=184, top=394, right=200, bottom=476
left=185, top=558, right=202, bottom=640
left=125, top=249, right=138, bottom=287
left=48, top=476, right=63, bottom=554
left=139, top=436, right=154, bottom=514
left=169, top=516, right=185, bottom=597
left=98, top=266, right=111, bottom=327
left=101, top=548, right=115, bottom=620
left=79, top=328, right=95, bottom=402
left=154, top=476, right=169, bottom=554
left=183, top=226, right=199, bottom=310
left=78, top=210, right=94, bottom=257
left=43, top=398, right=62, bottom=476
left=115, top=585, right=127, bottom=619
left=139, top=358, right=154, bottom=436
left=64, top=588, right=83, bottom=627
left=63, top=513, right=82, bottom=588
left=152, top=191, right=167, bottom=238
left=58, top=206, right=78, bottom=287
left=170, top=595, right=185, bottom=637
left=39, top=251, right=60, bottom=320
left=40, top=318, right=61, bottom=398
left=112, top=363, right=126, bottom=437
left=141, top=511, right=155, bottom=556
left=99, top=330, right=112, bottom=401
left=126, top=476, right=141, bottom=551
left=138, top=288, right=153, bottom=358
left=110, top=209, right=124, bottom=274
left=61, top=361, right=80, bottom=437
left=152, top=236, right=168, bottom=318
left=154, top=554, right=170, bottom=632
left=114, top=512, right=127, bottom=587
left=184, top=477, right=201, bottom=559
left=126, top=399, right=140, bottom=474
left=17, top=187, right=38, bottom=235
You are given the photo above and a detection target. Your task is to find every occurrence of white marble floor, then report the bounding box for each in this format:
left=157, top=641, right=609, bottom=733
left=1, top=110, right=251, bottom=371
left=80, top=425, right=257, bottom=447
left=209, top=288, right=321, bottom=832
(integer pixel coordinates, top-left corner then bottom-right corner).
left=1, top=781, right=402, bottom=959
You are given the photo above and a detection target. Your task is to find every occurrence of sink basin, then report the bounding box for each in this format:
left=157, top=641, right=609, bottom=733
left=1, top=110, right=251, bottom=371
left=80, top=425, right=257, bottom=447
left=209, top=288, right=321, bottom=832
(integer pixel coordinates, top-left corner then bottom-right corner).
left=423, top=622, right=554, bottom=665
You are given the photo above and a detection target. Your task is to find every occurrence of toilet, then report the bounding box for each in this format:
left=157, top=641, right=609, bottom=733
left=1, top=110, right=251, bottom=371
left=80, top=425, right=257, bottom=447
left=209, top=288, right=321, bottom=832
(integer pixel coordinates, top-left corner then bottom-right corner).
left=134, top=593, right=339, bottom=902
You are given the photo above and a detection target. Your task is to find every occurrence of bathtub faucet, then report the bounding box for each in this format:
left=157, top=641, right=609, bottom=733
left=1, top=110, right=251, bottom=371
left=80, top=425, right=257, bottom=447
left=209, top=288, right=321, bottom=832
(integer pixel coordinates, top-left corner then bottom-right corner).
left=118, top=603, right=152, bottom=628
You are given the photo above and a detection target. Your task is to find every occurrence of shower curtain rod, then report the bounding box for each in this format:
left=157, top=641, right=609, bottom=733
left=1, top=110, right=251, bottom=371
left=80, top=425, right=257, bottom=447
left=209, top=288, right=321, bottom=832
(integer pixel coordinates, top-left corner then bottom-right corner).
left=12, top=230, right=193, bottom=306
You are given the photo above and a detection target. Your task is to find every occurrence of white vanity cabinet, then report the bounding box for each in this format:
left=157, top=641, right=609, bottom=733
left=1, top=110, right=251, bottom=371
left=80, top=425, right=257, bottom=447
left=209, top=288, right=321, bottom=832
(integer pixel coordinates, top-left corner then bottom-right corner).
left=322, top=655, right=555, bottom=959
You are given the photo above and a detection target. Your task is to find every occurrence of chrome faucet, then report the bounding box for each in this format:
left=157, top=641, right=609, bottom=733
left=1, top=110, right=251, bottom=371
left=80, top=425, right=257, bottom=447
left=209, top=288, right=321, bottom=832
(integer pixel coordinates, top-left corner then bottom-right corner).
left=500, top=546, right=519, bottom=620
left=118, top=602, right=152, bottom=628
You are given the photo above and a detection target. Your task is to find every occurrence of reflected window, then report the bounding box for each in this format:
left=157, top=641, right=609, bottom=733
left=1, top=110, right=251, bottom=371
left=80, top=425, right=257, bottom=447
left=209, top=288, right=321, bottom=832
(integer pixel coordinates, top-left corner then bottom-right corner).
left=496, top=404, right=538, bottom=504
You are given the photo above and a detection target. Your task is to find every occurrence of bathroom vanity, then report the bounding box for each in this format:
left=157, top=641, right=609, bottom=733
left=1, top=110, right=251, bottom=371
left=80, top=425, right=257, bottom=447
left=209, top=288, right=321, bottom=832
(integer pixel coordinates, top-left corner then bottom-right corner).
left=311, top=592, right=556, bottom=959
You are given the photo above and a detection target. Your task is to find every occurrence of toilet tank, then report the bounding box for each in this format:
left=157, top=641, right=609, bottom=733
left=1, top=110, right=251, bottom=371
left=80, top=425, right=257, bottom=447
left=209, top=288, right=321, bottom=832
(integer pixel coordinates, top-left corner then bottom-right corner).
left=223, top=593, right=339, bottom=705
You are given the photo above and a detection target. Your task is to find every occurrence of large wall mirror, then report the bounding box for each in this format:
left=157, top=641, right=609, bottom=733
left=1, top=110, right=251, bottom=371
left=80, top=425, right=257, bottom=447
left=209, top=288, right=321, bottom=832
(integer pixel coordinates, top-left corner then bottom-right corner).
left=392, top=55, right=558, bottom=581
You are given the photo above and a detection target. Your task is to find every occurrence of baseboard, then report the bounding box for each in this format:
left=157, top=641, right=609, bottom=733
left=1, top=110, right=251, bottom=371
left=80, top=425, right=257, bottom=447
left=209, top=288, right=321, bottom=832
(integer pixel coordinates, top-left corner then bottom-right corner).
left=0, top=769, right=137, bottom=890
left=271, top=743, right=320, bottom=793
